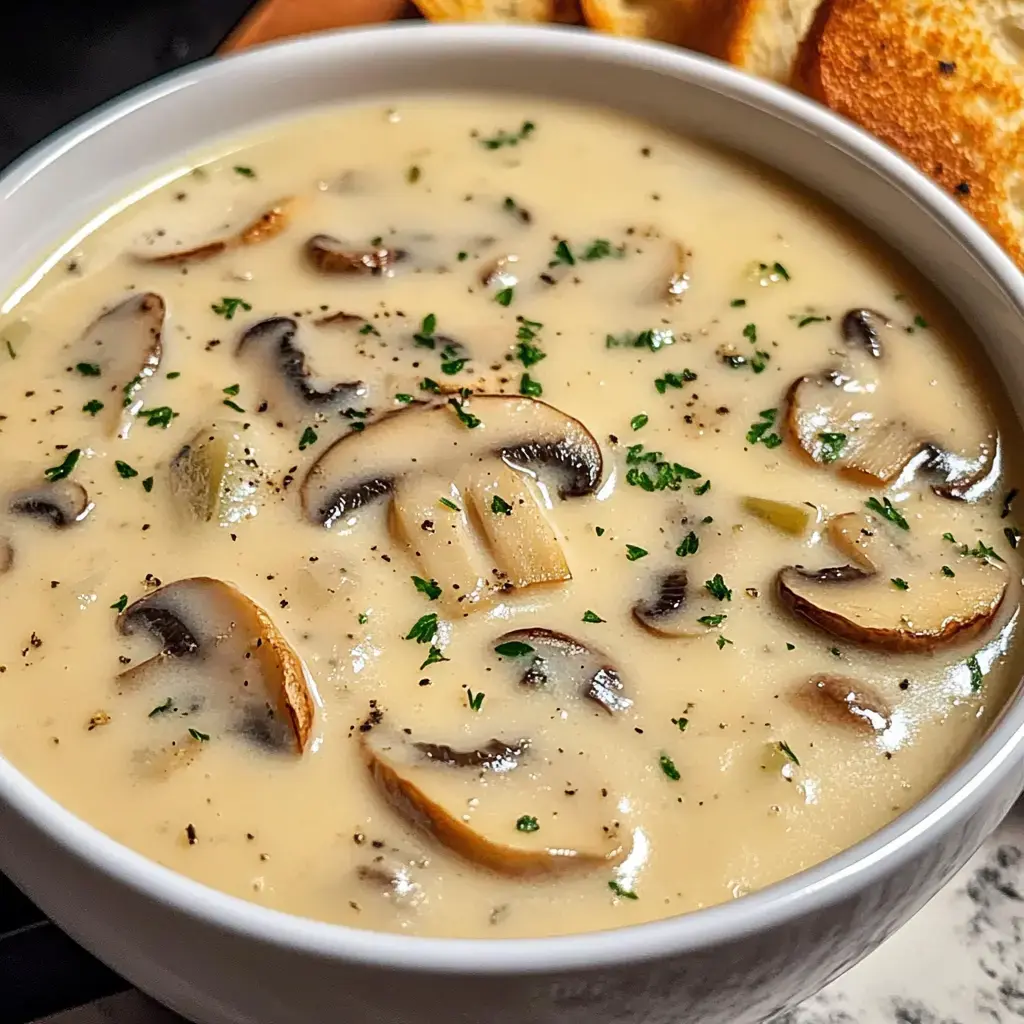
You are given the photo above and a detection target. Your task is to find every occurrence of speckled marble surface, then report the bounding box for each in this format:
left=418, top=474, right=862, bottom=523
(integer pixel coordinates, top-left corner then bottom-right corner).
left=40, top=802, right=1024, bottom=1024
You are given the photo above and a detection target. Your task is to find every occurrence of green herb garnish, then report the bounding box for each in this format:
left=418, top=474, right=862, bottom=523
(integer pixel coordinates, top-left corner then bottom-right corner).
left=659, top=754, right=681, bottom=781
left=777, top=740, right=799, bottom=765
left=818, top=432, right=847, bottom=463
left=516, top=815, right=540, bottom=832
left=519, top=373, right=543, bottom=397
left=655, top=371, right=696, bottom=394
left=142, top=476, right=154, bottom=492
left=233, top=165, right=255, bottom=177
left=582, top=610, right=605, bottom=623
left=405, top=613, right=439, bottom=644
left=115, top=460, right=138, bottom=479
left=188, top=728, right=210, bottom=742
left=967, top=655, right=983, bottom=692
left=138, top=406, right=177, bottom=429
left=223, top=383, right=240, bottom=396
left=697, top=613, right=726, bottom=626
left=608, top=880, right=638, bottom=900
left=865, top=496, right=910, bottom=530
left=495, top=286, right=515, bottom=307
left=148, top=698, right=173, bottom=717
left=298, top=426, right=318, bottom=450
left=412, top=576, right=442, bottom=601
left=82, top=399, right=104, bottom=416
left=75, top=362, right=101, bottom=377
left=676, top=532, right=699, bottom=557
left=891, top=577, right=909, bottom=590
left=110, top=594, right=128, bottom=613
left=746, top=408, right=783, bottom=448
left=480, top=121, right=535, bottom=149
left=413, top=313, right=437, bottom=348
left=630, top=413, right=648, bottom=431
left=420, top=645, right=450, bottom=670
left=439, top=497, right=461, bottom=512
left=491, top=495, right=513, bottom=516
left=704, top=574, right=732, bottom=601
left=211, top=297, right=252, bottom=320
left=467, top=688, right=485, bottom=711
left=44, top=449, right=81, bottom=481
left=625, top=544, right=648, bottom=561
left=448, top=397, right=481, bottom=429
left=223, top=399, right=245, bottom=413
left=550, top=239, right=575, bottom=266
left=495, top=641, right=534, bottom=657
left=941, top=565, right=956, bottom=577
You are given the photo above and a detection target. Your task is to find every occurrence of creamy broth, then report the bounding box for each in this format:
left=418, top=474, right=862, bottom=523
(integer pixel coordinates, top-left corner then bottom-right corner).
left=0, top=97, right=1020, bottom=939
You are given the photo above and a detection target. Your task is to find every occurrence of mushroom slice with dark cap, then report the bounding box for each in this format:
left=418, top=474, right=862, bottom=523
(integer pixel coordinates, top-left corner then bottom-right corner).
left=236, top=317, right=366, bottom=426
left=492, top=627, right=632, bottom=714
left=784, top=308, right=997, bottom=498
left=303, top=396, right=600, bottom=608
left=117, top=577, right=315, bottom=753
left=135, top=199, right=294, bottom=264
left=9, top=480, right=91, bottom=528
left=305, top=234, right=406, bottom=276
left=72, top=294, right=164, bottom=439
left=797, top=675, right=892, bottom=734
left=168, top=421, right=261, bottom=526
left=362, top=725, right=621, bottom=877
left=631, top=570, right=702, bottom=639
left=776, top=511, right=1008, bottom=652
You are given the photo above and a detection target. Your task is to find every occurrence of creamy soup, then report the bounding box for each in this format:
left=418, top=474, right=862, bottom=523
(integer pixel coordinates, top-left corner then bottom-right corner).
left=0, top=97, right=1020, bottom=939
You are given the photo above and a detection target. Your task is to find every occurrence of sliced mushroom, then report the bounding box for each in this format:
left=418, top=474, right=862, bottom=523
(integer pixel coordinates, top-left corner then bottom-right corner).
left=631, top=571, right=697, bottom=638
left=305, top=234, right=405, bottom=276
left=784, top=309, right=996, bottom=498
left=776, top=512, right=1008, bottom=651
left=73, top=294, right=164, bottom=438
left=362, top=726, right=620, bottom=877
left=742, top=496, right=820, bottom=537
left=303, top=396, right=600, bottom=609
left=236, top=317, right=366, bottom=425
left=168, top=421, right=261, bottom=525
left=10, top=480, right=91, bottom=527
left=118, top=578, right=315, bottom=753
left=136, top=199, right=294, bottom=264
left=303, top=396, right=601, bottom=525
left=665, top=242, right=691, bottom=303
left=492, top=627, right=631, bottom=713
left=798, top=675, right=892, bottom=734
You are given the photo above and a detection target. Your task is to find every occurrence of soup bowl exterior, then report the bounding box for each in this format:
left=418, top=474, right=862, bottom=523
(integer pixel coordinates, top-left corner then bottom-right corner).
left=1, top=25, right=1024, bottom=1024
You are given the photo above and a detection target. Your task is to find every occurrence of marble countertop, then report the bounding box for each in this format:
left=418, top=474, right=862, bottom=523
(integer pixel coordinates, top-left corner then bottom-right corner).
left=42, top=804, right=1024, bottom=1023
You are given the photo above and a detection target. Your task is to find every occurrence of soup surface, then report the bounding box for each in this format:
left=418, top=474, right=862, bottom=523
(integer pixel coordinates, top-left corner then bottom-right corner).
left=0, top=97, right=1021, bottom=939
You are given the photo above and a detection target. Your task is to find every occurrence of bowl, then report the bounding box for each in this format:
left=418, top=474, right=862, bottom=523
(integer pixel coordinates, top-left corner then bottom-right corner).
left=2, top=23, right=1024, bottom=1024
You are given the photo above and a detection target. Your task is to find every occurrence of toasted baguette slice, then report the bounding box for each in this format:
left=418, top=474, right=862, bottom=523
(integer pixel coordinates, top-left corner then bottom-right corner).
left=713, top=0, right=822, bottom=82
left=796, top=0, right=1024, bottom=269
left=413, top=0, right=576, bottom=20
left=581, top=0, right=706, bottom=45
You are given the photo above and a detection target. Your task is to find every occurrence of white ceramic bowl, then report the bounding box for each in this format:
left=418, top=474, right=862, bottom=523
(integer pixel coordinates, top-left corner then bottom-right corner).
left=2, top=24, right=1024, bottom=1024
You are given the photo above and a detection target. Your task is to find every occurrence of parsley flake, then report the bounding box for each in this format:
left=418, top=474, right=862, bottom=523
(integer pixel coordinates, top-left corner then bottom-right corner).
left=705, top=574, right=732, bottom=601
left=412, top=576, right=442, bottom=601
left=44, top=449, right=81, bottom=482
left=777, top=740, right=800, bottom=765
left=659, top=754, right=681, bottom=781
left=467, top=689, right=485, bottom=711
left=608, top=880, right=638, bottom=900
left=75, top=362, right=101, bottom=377
left=818, top=432, right=847, bottom=463
left=491, top=495, right=513, bottom=516
left=891, top=577, right=909, bottom=590
left=298, top=426, right=318, bottom=450
left=582, top=610, right=605, bottom=623
left=405, top=613, right=438, bottom=644
left=188, top=728, right=210, bottom=742
left=516, top=815, right=540, bottom=832
left=82, top=399, right=104, bottom=416
left=115, top=460, right=138, bottom=479
left=138, top=406, right=177, bottom=429
left=495, top=641, right=534, bottom=657
left=110, top=594, right=128, bottom=613
left=967, top=655, right=984, bottom=692
left=448, top=397, right=481, bottom=429
left=676, top=532, right=699, bottom=557
left=625, top=544, right=648, bottom=561
left=631, top=413, right=649, bottom=431
left=211, top=297, right=252, bottom=320
left=495, top=286, right=515, bottom=307
left=865, top=496, right=910, bottom=531
left=519, top=373, right=543, bottom=397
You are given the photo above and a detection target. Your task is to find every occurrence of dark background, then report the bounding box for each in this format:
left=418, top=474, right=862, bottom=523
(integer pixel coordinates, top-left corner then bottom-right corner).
left=0, top=0, right=255, bottom=171
left=1, top=6, right=257, bottom=1019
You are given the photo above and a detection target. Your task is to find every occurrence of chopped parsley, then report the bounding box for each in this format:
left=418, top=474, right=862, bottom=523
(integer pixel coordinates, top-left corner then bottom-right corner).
left=75, top=362, right=101, bottom=377
left=495, top=286, right=515, bottom=307
left=495, top=641, right=535, bottom=657
left=420, top=377, right=441, bottom=394
left=659, top=754, right=681, bottom=781
left=188, top=728, right=210, bottom=742
left=395, top=393, right=414, bottom=403
left=82, top=399, right=104, bottom=416
left=413, top=313, right=437, bottom=348
left=298, top=426, right=318, bottom=450
left=581, top=238, right=624, bottom=261
left=405, top=613, right=439, bottom=644
left=624, top=443, right=701, bottom=492
left=516, top=340, right=546, bottom=367
left=115, top=460, right=138, bottom=479
left=137, top=406, right=177, bottom=429
left=704, top=574, right=732, bottom=601
left=771, top=262, right=790, bottom=281
left=891, top=577, right=909, bottom=590
left=865, top=496, right=909, bottom=531
left=479, top=120, right=535, bottom=149
left=448, top=396, right=481, bottom=429
left=742, top=323, right=757, bottom=344
left=777, top=740, right=800, bottom=765
left=550, top=239, right=575, bottom=266
left=625, top=544, right=648, bottom=561
left=655, top=370, right=696, bottom=394
left=730, top=298, right=746, bottom=307
left=967, top=655, right=984, bottom=692
left=359, top=323, right=380, bottom=336
left=941, top=565, right=956, bottom=577
left=595, top=526, right=605, bottom=536
left=717, top=635, right=733, bottom=649
left=148, top=698, right=173, bottom=717
left=142, top=476, right=154, bottom=493
left=630, top=413, right=649, bottom=431
left=233, top=165, right=256, bottom=177
left=439, top=497, right=461, bottom=512
left=914, top=314, right=928, bottom=329
left=166, top=371, right=181, bottom=379
left=211, top=297, right=251, bottom=320
left=440, top=345, right=469, bottom=376
left=420, top=645, right=449, bottom=670
left=970, top=540, right=1004, bottom=562
left=491, top=495, right=513, bottom=515
left=358, top=612, right=369, bottom=625
left=606, top=328, right=676, bottom=352
left=673, top=717, right=689, bottom=732
left=223, top=383, right=240, bottom=396
left=110, top=594, right=128, bottom=613
left=412, top=576, right=442, bottom=600
left=746, top=408, right=783, bottom=448
left=697, top=613, right=726, bottom=626
left=818, top=432, right=847, bottom=463
left=797, top=315, right=828, bottom=327
left=582, top=609, right=605, bottom=623
left=516, top=815, right=540, bottom=832
left=943, top=532, right=957, bottom=543
left=44, top=449, right=81, bottom=482
left=467, top=688, right=485, bottom=711
left=519, top=373, right=543, bottom=397
left=608, top=880, right=638, bottom=900
left=223, top=399, right=245, bottom=413
left=694, top=479, right=711, bottom=496
left=750, top=350, right=771, bottom=374
left=676, top=532, right=699, bottom=557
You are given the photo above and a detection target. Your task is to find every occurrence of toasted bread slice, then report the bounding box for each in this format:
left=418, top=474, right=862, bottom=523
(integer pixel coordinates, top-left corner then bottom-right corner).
left=413, top=0, right=574, bottom=20
left=581, top=0, right=706, bottom=45
left=796, top=0, right=1024, bottom=269
left=713, top=0, right=822, bottom=82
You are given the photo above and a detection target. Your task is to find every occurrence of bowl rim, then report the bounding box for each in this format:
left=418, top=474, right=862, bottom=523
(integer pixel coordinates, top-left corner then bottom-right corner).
left=2, top=21, right=1024, bottom=974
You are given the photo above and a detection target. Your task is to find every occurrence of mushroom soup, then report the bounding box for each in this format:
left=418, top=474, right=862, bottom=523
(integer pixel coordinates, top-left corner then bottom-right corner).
left=0, top=97, right=1020, bottom=939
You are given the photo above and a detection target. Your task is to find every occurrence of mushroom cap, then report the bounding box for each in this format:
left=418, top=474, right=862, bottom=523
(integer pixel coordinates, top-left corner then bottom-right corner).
left=798, top=675, right=892, bottom=734
left=301, top=395, right=603, bottom=528
left=305, top=234, right=406, bottom=276
left=493, top=626, right=631, bottom=713
left=362, top=725, right=621, bottom=877
left=9, top=480, right=91, bottom=528
left=118, top=577, right=315, bottom=752
left=631, top=570, right=700, bottom=638
left=236, top=317, right=366, bottom=424
left=776, top=545, right=1008, bottom=653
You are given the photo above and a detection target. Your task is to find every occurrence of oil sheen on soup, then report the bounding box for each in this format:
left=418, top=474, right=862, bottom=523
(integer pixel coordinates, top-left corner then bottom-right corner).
left=0, top=97, right=1020, bottom=940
